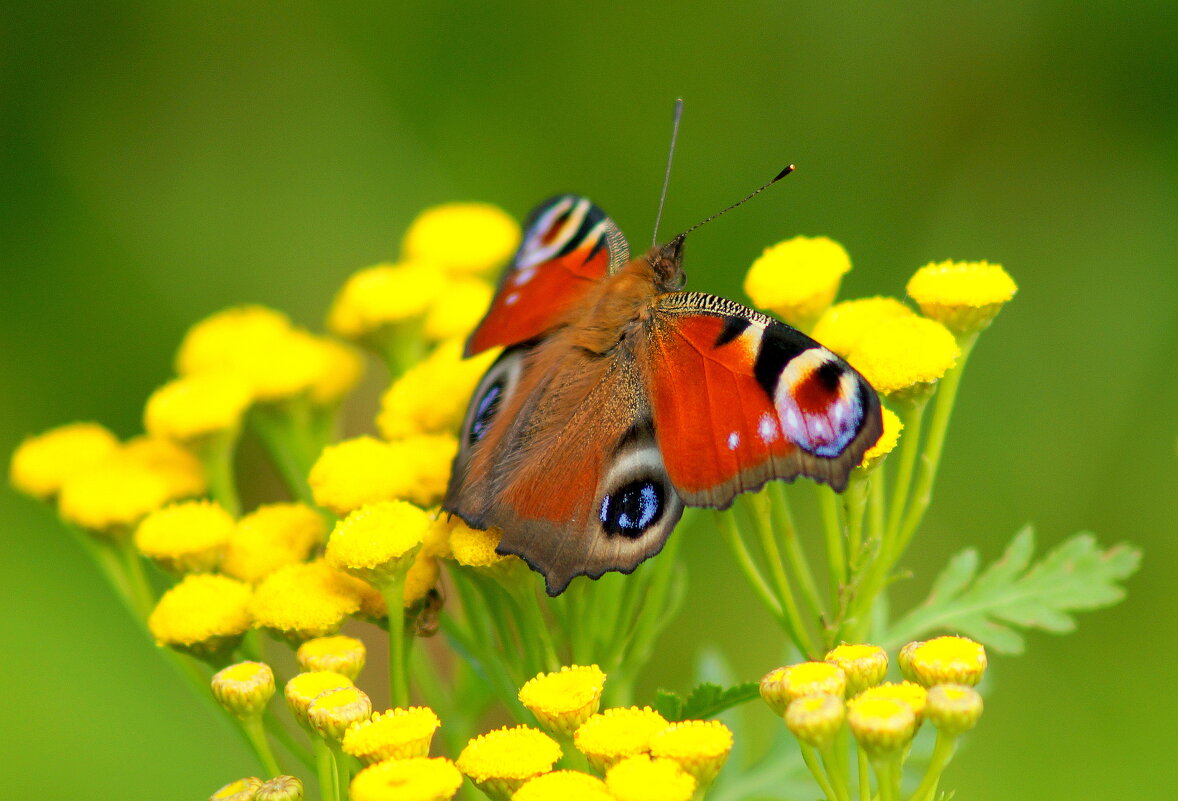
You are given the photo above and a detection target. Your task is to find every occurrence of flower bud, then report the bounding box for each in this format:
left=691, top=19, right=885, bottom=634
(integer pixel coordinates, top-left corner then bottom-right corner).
left=908, top=636, right=987, bottom=687
left=824, top=643, right=888, bottom=696
left=212, top=661, right=275, bottom=720
left=925, top=684, right=984, bottom=735
left=785, top=693, right=847, bottom=749
left=307, top=685, right=373, bottom=742
left=760, top=662, right=847, bottom=716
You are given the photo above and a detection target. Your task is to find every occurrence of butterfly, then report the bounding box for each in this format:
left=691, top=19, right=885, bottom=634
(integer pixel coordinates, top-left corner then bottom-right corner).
left=443, top=193, right=883, bottom=595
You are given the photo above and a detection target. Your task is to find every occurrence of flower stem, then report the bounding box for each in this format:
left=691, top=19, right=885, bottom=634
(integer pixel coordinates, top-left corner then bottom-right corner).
left=857, top=747, right=872, bottom=801
left=884, top=397, right=929, bottom=543
left=906, top=730, right=957, bottom=801
left=242, top=715, right=282, bottom=778
left=330, top=742, right=353, bottom=801
left=799, top=743, right=846, bottom=801
left=820, top=740, right=854, bottom=801
left=743, top=492, right=817, bottom=657
left=314, top=739, right=338, bottom=801
left=716, top=509, right=806, bottom=649
left=380, top=577, right=410, bottom=707
left=767, top=482, right=826, bottom=625
left=816, top=484, right=847, bottom=616
left=115, top=537, right=155, bottom=619
left=200, top=431, right=241, bottom=516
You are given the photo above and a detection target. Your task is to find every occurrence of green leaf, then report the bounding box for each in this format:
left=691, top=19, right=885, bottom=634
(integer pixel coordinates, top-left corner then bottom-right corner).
left=882, top=526, right=1141, bottom=654
left=653, top=682, right=761, bottom=722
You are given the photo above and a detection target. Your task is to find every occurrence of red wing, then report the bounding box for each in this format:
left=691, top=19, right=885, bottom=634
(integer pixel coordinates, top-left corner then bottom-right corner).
left=642, top=292, right=882, bottom=505
left=465, top=196, right=629, bottom=356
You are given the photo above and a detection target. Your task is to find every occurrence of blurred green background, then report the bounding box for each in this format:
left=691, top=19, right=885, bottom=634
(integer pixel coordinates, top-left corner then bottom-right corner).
left=3, top=1, right=1174, bottom=798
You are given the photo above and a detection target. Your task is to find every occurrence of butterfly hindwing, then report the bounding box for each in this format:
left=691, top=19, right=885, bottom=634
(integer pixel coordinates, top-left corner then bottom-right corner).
left=465, top=195, right=629, bottom=356
left=640, top=292, right=882, bottom=507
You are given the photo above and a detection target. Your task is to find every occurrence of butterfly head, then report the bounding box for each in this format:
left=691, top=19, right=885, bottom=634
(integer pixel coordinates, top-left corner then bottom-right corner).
left=648, top=234, right=688, bottom=292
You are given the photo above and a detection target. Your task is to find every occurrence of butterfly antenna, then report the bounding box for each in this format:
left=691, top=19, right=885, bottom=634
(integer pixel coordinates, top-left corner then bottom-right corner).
left=671, top=164, right=795, bottom=243
left=651, top=98, right=685, bottom=248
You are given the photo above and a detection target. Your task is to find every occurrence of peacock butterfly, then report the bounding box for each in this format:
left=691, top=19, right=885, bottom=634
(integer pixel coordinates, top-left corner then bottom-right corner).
left=443, top=191, right=883, bottom=595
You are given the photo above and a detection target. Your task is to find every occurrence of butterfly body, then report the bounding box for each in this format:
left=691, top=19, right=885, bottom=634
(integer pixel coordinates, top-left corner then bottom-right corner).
left=445, top=195, right=882, bottom=595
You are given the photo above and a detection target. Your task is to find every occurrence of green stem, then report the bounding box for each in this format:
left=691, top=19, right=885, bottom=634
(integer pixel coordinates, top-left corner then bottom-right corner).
left=314, top=739, right=338, bottom=801
left=715, top=510, right=795, bottom=637
left=767, top=482, right=826, bottom=626
left=884, top=398, right=929, bottom=546
left=894, top=333, right=978, bottom=560
left=379, top=577, right=410, bottom=708
left=858, top=748, right=872, bottom=801
left=115, top=538, right=155, bottom=618
left=844, top=476, right=870, bottom=572
left=905, top=731, right=958, bottom=801
left=816, top=485, right=847, bottom=615
left=264, top=709, right=314, bottom=771
left=821, top=741, right=854, bottom=801
left=249, top=407, right=316, bottom=505
left=330, top=742, right=352, bottom=801
left=799, top=743, right=844, bottom=801
left=242, top=715, right=282, bottom=778
left=200, top=431, right=241, bottom=516
left=743, top=493, right=817, bottom=657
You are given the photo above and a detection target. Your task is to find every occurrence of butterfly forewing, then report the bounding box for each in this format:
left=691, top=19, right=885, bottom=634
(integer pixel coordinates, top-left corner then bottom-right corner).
left=640, top=292, right=881, bottom=506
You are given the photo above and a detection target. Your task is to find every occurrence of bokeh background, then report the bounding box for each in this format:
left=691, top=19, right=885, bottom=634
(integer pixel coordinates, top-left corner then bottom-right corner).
left=3, top=2, right=1174, bottom=799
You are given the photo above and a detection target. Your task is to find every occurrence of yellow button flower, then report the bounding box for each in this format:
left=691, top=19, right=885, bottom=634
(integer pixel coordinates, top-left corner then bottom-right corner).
left=449, top=522, right=510, bottom=568
left=824, top=643, right=889, bottom=696
left=144, top=372, right=253, bottom=444
left=852, top=681, right=928, bottom=726
left=57, top=458, right=173, bottom=535
left=377, top=340, right=497, bottom=439
left=811, top=296, right=915, bottom=357
left=350, top=757, right=463, bottom=801
left=422, top=277, right=495, bottom=342
left=387, top=433, right=459, bottom=508
left=649, top=719, right=733, bottom=787
left=760, top=662, right=847, bottom=716
left=309, top=436, right=404, bottom=516
left=402, top=202, right=521, bottom=276
left=284, top=671, right=354, bottom=728
left=326, top=500, right=430, bottom=589
left=573, top=706, right=669, bottom=774
left=134, top=499, right=234, bottom=574
left=297, top=635, right=366, bottom=680
left=605, top=753, right=696, bottom=801
left=906, top=260, right=1017, bottom=334
left=342, top=706, right=441, bottom=764
left=857, top=406, right=902, bottom=472
left=255, top=776, right=304, bottom=801
left=456, top=725, right=562, bottom=801
left=404, top=550, right=441, bottom=608
left=845, top=315, right=959, bottom=398
left=785, top=693, right=847, bottom=749
left=119, top=436, right=208, bottom=499
left=211, top=661, right=276, bottom=720
left=307, top=685, right=373, bottom=741
left=513, top=771, right=613, bottom=801
left=210, top=777, right=263, bottom=801
left=518, top=664, right=606, bottom=736
left=744, top=236, right=852, bottom=329
left=306, top=337, right=366, bottom=407
left=925, top=683, right=984, bottom=734
left=907, top=635, right=987, bottom=687
left=9, top=421, right=119, bottom=499
left=148, top=574, right=252, bottom=658
left=327, top=262, right=445, bottom=341
left=221, top=502, right=327, bottom=584
left=846, top=696, right=916, bottom=757
left=250, top=560, right=369, bottom=642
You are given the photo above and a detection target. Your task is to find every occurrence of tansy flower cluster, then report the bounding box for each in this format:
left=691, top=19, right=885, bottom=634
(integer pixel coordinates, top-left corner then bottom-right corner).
left=762, top=637, right=986, bottom=801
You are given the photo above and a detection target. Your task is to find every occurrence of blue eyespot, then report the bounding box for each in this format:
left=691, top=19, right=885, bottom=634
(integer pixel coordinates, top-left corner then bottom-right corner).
left=469, top=383, right=503, bottom=445
left=599, top=479, right=665, bottom=538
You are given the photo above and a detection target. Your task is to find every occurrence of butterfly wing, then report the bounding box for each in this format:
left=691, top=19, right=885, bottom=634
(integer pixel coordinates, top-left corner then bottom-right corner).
left=639, top=292, right=882, bottom=506
left=445, top=333, right=684, bottom=595
left=465, top=195, right=629, bottom=356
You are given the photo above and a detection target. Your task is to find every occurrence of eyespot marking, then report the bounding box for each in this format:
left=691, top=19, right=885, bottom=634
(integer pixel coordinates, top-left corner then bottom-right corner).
left=600, top=479, right=665, bottom=539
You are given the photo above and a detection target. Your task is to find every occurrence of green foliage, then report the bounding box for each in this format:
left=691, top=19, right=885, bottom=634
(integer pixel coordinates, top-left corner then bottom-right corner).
left=883, top=526, right=1141, bottom=654
left=653, top=681, right=761, bottom=722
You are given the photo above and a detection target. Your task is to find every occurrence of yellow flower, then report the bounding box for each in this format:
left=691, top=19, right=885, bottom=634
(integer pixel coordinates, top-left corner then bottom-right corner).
left=119, top=436, right=208, bottom=498
left=518, top=664, right=607, bottom=735
left=326, top=500, right=429, bottom=588
left=250, top=560, right=370, bottom=642
left=9, top=422, right=119, bottom=499
left=377, top=340, right=497, bottom=439
left=221, top=503, right=327, bottom=584
left=846, top=696, right=916, bottom=757
left=422, top=277, right=495, bottom=341
left=144, top=372, right=253, bottom=444
left=853, top=681, right=928, bottom=726
left=649, top=719, right=733, bottom=787
left=350, top=757, right=464, bottom=801
left=925, top=684, right=984, bottom=735
left=785, top=693, right=847, bottom=749
left=306, top=337, right=366, bottom=407
left=743, top=236, right=852, bottom=329
left=284, top=671, right=354, bottom=728
left=845, top=315, right=959, bottom=398
left=402, top=202, right=521, bottom=276
left=897, top=640, right=920, bottom=682
left=512, top=771, right=613, bottom=801
left=308, top=685, right=373, bottom=741
left=824, top=643, right=889, bottom=696
left=811, top=296, right=915, bottom=357
left=423, top=513, right=457, bottom=560
left=906, top=636, right=987, bottom=687
left=133, top=499, right=234, bottom=574
left=297, top=635, right=367, bottom=680
left=857, top=406, right=902, bottom=471
left=605, top=754, right=696, bottom=801
left=760, top=662, right=847, bottom=716
left=388, top=433, right=459, bottom=507
left=327, top=262, right=445, bottom=341
left=255, top=776, right=304, bottom=801
left=456, top=725, right=562, bottom=801
left=309, top=437, right=402, bottom=515
left=211, top=777, right=263, bottom=801
left=404, top=551, right=441, bottom=608
left=449, top=522, right=510, bottom=568
left=906, top=260, right=1017, bottom=334
left=573, top=706, right=669, bottom=774
left=211, top=661, right=276, bottom=720
left=342, top=706, right=442, bottom=764
left=148, top=574, right=252, bottom=658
